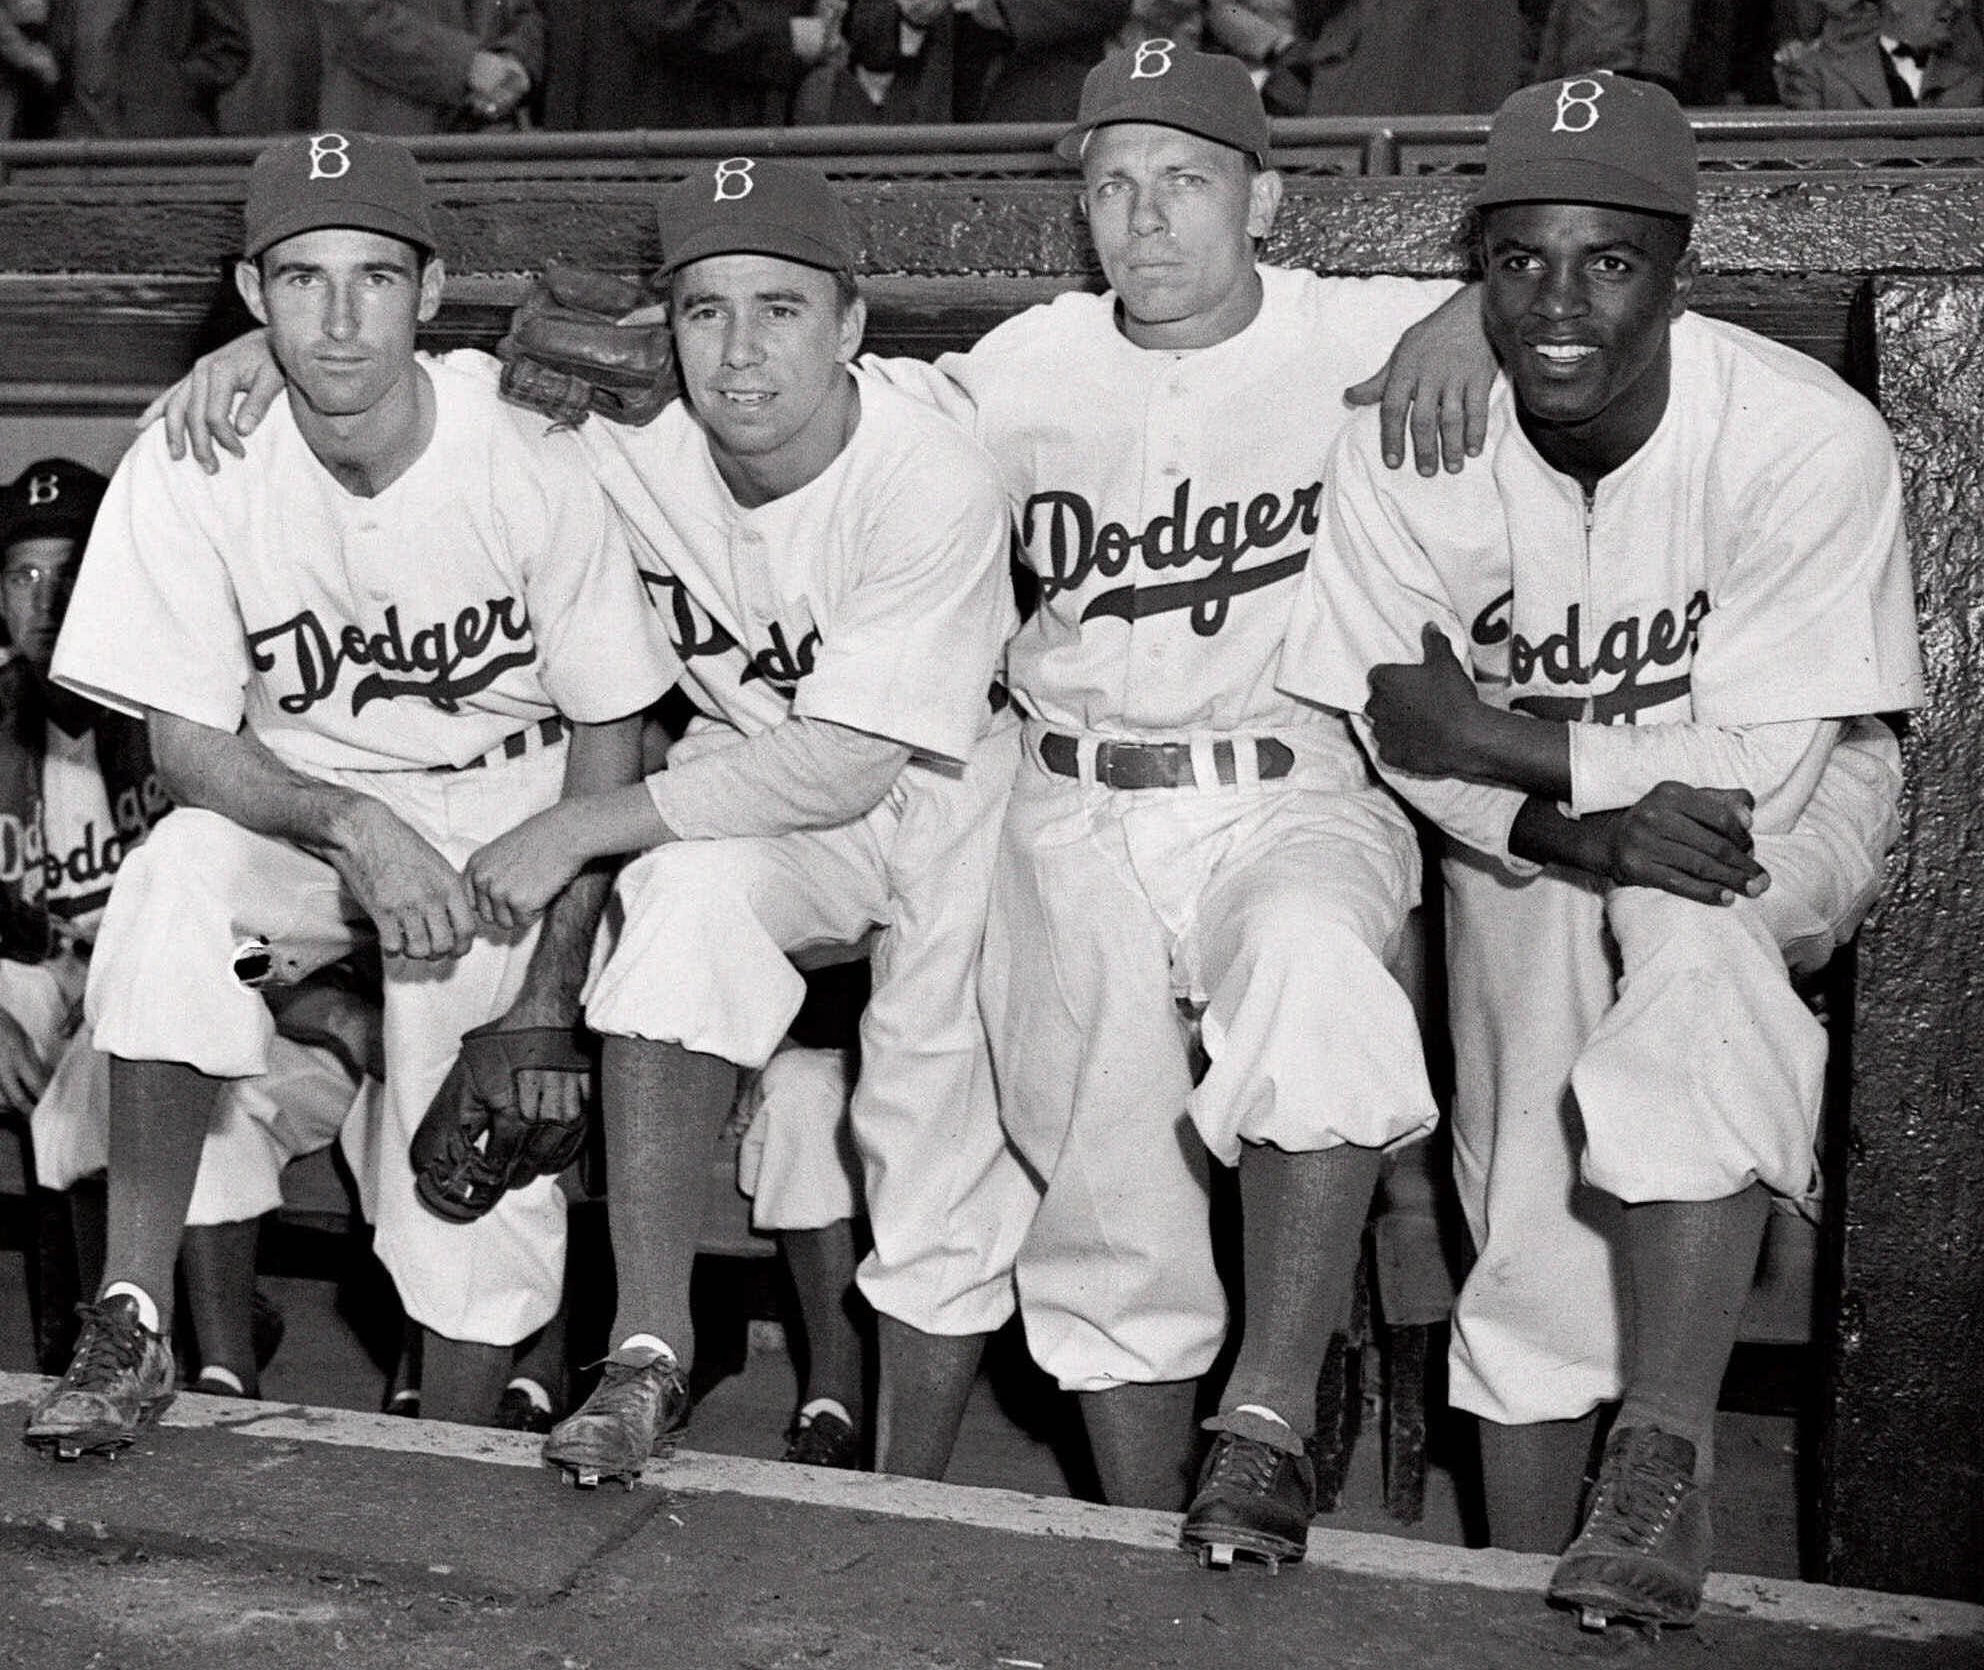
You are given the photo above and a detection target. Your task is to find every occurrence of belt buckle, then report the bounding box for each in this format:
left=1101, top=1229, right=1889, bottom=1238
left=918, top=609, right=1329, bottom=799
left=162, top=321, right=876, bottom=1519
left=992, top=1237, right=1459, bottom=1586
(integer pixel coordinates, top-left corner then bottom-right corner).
left=1096, top=740, right=1189, bottom=791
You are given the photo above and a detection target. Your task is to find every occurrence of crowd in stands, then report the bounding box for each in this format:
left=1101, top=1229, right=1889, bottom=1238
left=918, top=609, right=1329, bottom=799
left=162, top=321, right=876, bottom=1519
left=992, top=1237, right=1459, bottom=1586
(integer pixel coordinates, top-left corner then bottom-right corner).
left=1, top=0, right=1981, bottom=141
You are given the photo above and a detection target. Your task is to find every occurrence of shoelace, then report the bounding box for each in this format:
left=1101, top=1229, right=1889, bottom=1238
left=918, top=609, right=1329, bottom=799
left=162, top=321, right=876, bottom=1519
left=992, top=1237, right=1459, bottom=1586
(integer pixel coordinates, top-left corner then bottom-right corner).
left=1205, top=1435, right=1283, bottom=1496
left=586, top=1355, right=682, bottom=1412
left=1586, top=1441, right=1685, bottom=1548
left=65, top=1301, right=148, bottom=1386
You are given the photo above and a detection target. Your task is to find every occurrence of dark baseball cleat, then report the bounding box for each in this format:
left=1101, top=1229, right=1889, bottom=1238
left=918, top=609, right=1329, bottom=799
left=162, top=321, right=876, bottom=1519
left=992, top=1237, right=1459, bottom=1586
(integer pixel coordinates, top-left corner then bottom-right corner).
left=1180, top=1430, right=1316, bottom=1573
left=1548, top=1425, right=1709, bottom=1633
left=542, top=1346, right=689, bottom=1490
left=782, top=1407, right=861, bottom=1470
left=24, top=1295, right=176, bottom=1461
left=496, top=1382, right=558, bottom=1435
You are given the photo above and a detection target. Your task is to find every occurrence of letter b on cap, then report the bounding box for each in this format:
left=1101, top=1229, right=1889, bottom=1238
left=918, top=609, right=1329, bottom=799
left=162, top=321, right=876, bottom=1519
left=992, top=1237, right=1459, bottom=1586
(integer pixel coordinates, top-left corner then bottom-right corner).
left=308, top=133, right=351, bottom=181
left=1551, top=78, right=1605, bottom=134
left=1131, top=39, right=1175, bottom=78
left=25, top=473, right=58, bottom=508
left=713, top=158, right=755, bottom=202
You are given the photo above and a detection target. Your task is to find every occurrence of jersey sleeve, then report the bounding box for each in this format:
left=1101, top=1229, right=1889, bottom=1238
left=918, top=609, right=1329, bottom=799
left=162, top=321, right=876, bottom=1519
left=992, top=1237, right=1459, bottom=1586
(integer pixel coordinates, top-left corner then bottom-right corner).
left=1306, top=274, right=1467, bottom=391
left=1281, top=419, right=1530, bottom=868
left=1690, top=406, right=1925, bottom=725
left=853, top=353, right=981, bottom=430
left=50, top=431, right=251, bottom=732
left=1570, top=717, right=1837, bottom=834
left=504, top=417, right=682, bottom=723
left=1281, top=418, right=1458, bottom=714
left=792, top=434, right=1016, bottom=764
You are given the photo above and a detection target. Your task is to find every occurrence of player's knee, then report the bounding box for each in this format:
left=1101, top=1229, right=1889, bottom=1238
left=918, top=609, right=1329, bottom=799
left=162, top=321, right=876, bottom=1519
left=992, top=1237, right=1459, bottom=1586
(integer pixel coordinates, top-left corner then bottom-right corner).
left=614, top=838, right=761, bottom=935
left=1236, top=889, right=1390, bottom=990
left=1608, top=883, right=1779, bottom=981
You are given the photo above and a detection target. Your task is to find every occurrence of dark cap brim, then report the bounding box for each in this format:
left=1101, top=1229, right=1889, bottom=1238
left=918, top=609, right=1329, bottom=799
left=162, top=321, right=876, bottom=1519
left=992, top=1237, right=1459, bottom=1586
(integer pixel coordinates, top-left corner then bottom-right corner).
left=657, top=227, right=855, bottom=280
left=1474, top=156, right=1694, bottom=219
left=1054, top=104, right=1270, bottom=169
left=246, top=203, right=438, bottom=262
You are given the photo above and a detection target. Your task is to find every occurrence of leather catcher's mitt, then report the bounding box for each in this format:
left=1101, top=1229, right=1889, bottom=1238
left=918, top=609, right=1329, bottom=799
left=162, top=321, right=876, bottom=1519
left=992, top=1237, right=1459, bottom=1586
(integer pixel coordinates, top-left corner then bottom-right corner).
left=495, top=266, right=676, bottom=427
left=410, top=1020, right=597, bottom=1224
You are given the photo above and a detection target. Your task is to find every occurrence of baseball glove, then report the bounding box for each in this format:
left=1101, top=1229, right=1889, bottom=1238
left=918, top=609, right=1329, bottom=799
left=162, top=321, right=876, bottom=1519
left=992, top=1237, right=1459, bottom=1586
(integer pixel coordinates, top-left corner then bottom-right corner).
left=495, top=266, right=677, bottom=427
left=410, top=1020, right=597, bottom=1224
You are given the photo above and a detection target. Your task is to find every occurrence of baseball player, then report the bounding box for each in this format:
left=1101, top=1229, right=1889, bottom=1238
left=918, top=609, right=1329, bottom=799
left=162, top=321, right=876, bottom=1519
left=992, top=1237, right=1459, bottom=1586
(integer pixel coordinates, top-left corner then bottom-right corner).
left=853, top=43, right=1495, bottom=1566
left=454, top=159, right=1032, bottom=1488
left=25, top=130, right=671, bottom=1459
left=0, top=456, right=374, bottom=1401
left=1280, top=75, right=1924, bottom=1628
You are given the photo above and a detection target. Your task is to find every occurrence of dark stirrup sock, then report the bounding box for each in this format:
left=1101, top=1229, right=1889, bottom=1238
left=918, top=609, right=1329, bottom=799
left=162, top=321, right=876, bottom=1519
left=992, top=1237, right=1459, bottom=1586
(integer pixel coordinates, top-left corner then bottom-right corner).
left=1478, top=1412, right=1602, bottom=1553
left=1217, top=1140, right=1383, bottom=1435
left=1078, top=1379, right=1199, bottom=1509
left=420, top=1331, right=513, bottom=1425
left=778, top=1220, right=867, bottom=1417
left=181, top=1217, right=265, bottom=1394
left=872, top=1314, right=984, bottom=1481
left=103, top=1055, right=226, bottom=1338
left=1616, top=1184, right=1772, bottom=1481
left=598, top=1035, right=738, bottom=1370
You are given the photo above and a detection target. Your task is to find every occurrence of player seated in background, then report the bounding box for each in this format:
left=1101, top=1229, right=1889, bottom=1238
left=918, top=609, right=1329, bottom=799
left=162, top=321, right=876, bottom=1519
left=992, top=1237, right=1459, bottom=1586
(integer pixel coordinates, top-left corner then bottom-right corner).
left=1280, top=73, right=1923, bottom=1630
left=0, top=457, right=380, bottom=1402
left=462, top=159, right=1034, bottom=1490
left=24, top=129, right=671, bottom=1459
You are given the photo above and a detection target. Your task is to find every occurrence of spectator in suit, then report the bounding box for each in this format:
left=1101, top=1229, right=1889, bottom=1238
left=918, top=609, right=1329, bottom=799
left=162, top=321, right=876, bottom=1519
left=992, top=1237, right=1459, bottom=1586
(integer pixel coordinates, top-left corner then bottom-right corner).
left=0, top=0, right=61, bottom=139
left=1274, top=0, right=1526, bottom=116
left=216, top=0, right=322, bottom=133
left=1531, top=0, right=1693, bottom=94
left=1775, top=0, right=1983, bottom=106
left=312, top=0, right=543, bottom=134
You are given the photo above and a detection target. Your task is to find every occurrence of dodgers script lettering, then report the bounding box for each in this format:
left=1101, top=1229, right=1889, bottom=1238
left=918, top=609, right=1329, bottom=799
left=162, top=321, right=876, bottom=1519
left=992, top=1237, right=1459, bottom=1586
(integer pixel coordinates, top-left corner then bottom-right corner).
left=639, top=570, right=822, bottom=700
left=1023, top=478, right=1321, bottom=638
left=247, top=598, right=534, bottom=716
left=1471, top=587, right=1712, bottom=723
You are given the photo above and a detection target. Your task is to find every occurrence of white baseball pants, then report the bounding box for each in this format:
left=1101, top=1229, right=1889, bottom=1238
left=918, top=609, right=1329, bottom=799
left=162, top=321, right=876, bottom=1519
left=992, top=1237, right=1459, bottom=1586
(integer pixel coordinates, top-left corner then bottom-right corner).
left=83, top=745, right=570, bottom=1346
left=584, top=719, right=1033, bottom=1338
left=1445, top=722, right=1904, bottom=1425
left=980, top=722, right=1438, bottom=1393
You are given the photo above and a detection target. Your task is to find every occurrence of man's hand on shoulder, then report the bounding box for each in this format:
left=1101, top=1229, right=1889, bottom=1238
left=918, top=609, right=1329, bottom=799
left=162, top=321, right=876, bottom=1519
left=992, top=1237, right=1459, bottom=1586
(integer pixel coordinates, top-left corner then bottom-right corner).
left=1343, top=282, right=1494, bottom=477
left=325, top=796, right=479, bottom=961
left=1367, top=622, right=1490, bottom=777
left=0, top=1007, right=51, bottom=1115
left=136, top=329, right=284, bottom=475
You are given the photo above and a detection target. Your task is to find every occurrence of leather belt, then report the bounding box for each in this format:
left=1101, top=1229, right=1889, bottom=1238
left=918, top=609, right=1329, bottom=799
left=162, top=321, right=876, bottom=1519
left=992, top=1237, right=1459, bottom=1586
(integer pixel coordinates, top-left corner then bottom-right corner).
left=1036, top=731, right=1295, bottom=791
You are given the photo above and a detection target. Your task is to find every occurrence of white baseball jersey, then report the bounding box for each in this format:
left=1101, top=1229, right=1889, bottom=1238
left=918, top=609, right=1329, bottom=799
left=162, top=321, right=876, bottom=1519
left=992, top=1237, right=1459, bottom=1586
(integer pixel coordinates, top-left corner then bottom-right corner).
left=1283, top=310, right=1925, bottom=804
left=878, top=264, right=1458, bottom=737
left=1280, top=308, right=1926, bottom=1425
left=574, top=367, right=1015, bottom=766
left=61, top=354, right=674, bottom=1348
left=40, top=721, right=161, bottom=944
left=54, top=352, right=671, bottom=772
